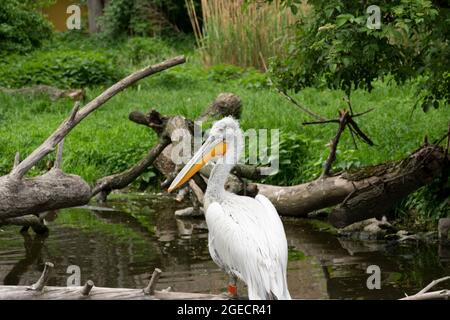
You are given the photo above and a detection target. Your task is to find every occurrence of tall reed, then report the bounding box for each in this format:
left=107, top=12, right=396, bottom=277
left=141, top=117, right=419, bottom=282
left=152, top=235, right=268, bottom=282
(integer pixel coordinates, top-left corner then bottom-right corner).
left=186, top=0, right=301, bottom=70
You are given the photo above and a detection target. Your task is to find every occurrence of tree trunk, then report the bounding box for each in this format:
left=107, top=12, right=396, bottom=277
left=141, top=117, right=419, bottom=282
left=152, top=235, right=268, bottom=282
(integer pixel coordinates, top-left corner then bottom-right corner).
left=87, top=0, right=104, bottom=33
left=255, top=144, right=447, bottom=225
left=0, top=169, right=91, bottom=221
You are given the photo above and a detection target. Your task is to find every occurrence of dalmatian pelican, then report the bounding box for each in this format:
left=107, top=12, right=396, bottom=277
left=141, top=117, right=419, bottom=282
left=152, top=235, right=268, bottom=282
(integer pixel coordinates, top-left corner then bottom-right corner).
left=168, top=117, right=291, bottom=300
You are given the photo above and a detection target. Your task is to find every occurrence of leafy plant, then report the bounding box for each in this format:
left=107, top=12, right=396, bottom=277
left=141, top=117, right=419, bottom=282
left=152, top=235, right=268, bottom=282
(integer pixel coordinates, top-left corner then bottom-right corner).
left=0, top=49, right=123, bottom=88
left=0, top=0, right=53, bottom=56
left=270, top=0, right=448, bottom=111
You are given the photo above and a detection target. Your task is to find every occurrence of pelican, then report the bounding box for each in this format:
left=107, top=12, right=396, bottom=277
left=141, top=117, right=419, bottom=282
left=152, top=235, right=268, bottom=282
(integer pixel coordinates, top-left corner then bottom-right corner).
left=168, top=117, right=291, bottom=300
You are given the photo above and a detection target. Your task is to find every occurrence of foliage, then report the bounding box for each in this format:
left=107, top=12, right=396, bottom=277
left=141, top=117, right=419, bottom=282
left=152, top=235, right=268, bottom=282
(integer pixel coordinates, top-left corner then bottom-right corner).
left=270, top=0, right=449, bottom=110
left=124, top=37, right=175, bottom=65
left=187, top=0, right=299, bottom=70
left=0, top=0, right=53, bottom=56
left=207, top=64, right=270, bottom=89
left=98, top=0, right=184, bottom=38
left=0, top=49, right=123, bottom=88
left=401, top=176, right=450, bottom=224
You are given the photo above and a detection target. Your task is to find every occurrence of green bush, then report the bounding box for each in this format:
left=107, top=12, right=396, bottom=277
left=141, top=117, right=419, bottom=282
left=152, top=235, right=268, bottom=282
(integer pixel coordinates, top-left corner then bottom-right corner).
left=0, top=50, right=123, bottom=88
left=207, top=64, right=270, bottom=89
left=124, top=37, right=175, bottom=65
left=270, top=0, right=449, bottom=111
left=0, top=0, right=53, bottom=56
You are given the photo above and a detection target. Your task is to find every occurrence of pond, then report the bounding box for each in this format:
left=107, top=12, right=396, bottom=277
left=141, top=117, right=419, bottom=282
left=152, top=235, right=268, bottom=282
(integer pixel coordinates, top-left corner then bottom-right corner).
left=0, top=193, right=449, bottom=299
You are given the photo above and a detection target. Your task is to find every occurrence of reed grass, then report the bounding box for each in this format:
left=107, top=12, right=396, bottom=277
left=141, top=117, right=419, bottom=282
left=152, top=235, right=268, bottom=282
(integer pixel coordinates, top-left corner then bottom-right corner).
left=186, top=0, right=302, bottom=70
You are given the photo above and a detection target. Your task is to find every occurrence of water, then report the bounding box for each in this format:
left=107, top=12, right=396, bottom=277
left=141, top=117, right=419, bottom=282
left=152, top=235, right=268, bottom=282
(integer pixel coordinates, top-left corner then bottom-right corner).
left=0, top=193, right=449, bottom=299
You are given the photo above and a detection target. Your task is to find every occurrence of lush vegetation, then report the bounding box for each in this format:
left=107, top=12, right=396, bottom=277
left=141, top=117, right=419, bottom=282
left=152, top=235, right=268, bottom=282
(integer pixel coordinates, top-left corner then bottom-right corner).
left=0, top=0, right=448, bottom=224
left=187, top=0, right=298, bottom=70
left=0, top=0, right=54, bottom=56
left=271, top=0, right=450, bottom=111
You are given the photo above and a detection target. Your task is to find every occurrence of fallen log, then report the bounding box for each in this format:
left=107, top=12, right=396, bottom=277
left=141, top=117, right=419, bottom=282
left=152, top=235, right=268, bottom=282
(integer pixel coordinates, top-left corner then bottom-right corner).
left=0, top=56, right=186, bottom=221
left=329, top=144, right=448, bottom=228
left=0, top=85, right=85, bottom=101
left=0, top=285, right=225, bottom=300
left=0, top=263, right=225, bottom=300
left=253, top=144, right=447, bottom=224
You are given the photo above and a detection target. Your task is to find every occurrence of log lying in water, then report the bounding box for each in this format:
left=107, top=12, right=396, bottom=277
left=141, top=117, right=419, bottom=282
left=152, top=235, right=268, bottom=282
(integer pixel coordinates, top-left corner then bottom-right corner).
left=0, top=263, right=225, bottom=300
left=253, top=143, right=448, bottom=227
left=0, top=285, right=225, bottom=300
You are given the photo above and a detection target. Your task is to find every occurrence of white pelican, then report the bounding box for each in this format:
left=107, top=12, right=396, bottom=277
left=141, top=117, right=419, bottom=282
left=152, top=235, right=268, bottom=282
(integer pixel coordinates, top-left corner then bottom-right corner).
left=168, top=117, right=291, bottom=300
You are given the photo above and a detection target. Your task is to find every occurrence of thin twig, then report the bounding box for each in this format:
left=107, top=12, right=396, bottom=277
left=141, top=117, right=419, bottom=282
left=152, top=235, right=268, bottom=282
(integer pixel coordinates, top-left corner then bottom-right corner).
left=13, top=152, right=20, bottom=168
left=53, top=139, right=64, bottom=169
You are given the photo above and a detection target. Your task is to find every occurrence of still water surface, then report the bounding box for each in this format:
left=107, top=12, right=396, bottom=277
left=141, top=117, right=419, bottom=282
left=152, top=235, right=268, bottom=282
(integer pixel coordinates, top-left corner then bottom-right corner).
left=0, top=193, right=449, bottom=299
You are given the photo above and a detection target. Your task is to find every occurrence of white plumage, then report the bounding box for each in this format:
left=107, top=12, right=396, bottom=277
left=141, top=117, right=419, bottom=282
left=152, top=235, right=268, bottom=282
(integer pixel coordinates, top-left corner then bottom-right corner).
left=169, top=117, right=291, bottom=300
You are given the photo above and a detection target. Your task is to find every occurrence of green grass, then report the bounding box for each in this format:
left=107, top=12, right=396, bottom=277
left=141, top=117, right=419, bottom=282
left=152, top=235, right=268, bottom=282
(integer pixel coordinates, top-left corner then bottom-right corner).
left=0, top=69, right=448, bottom=186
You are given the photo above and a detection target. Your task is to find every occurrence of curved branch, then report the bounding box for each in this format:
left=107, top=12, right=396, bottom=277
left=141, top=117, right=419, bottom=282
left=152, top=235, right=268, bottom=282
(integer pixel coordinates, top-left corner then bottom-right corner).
left=10, top=56, right=186, bottom=179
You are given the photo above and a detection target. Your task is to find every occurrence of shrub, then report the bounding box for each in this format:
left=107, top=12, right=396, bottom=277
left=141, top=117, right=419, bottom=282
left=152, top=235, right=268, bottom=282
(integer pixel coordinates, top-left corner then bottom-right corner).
left=124, top=37, right=175, bottom=65
left=0, top=0, right=53, bottom=56
left=0, top=50, right=123, bottom=88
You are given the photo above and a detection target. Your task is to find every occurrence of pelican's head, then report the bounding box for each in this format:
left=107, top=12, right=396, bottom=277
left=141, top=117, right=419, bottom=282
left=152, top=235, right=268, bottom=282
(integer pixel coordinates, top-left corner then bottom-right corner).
left=168, top=117, right=243, bottom=193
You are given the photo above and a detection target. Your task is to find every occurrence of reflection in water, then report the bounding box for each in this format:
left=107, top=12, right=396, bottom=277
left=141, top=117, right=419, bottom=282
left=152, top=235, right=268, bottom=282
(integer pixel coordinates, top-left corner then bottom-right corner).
left=0, top=194, right=449, bottom=299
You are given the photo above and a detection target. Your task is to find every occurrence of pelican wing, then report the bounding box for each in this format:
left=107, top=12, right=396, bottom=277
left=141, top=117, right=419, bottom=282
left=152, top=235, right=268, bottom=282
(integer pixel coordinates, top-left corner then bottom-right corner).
left=205, top=195, right=291, bottom=300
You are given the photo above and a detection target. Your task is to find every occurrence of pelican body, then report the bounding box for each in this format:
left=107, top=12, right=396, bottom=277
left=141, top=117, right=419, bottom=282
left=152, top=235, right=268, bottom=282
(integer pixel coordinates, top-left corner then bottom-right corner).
left=168, top=117, right=291, bottom=300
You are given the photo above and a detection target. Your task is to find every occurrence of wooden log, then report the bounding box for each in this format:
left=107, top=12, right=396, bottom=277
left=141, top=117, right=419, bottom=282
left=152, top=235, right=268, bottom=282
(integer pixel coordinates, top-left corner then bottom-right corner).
left=0, top=85, right=84, bottom=101
left=329, top=144, right=447, bottom=228
left=0, top=285, right=225, bottom=300
left=0, top=169, right=91, bottom=220
left=253, top=144, right=448, bottom=223
left=95, top=93, right=242, bottom=202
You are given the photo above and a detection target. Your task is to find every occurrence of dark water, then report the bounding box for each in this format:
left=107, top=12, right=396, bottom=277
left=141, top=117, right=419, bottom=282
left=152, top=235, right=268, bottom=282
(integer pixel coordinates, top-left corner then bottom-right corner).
left=0, top=193, right=449, bottom=299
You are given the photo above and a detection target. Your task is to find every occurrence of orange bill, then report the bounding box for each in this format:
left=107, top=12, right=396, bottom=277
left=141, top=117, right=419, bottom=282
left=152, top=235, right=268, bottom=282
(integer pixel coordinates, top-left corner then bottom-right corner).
left=168, top=141, right=227, bottom=193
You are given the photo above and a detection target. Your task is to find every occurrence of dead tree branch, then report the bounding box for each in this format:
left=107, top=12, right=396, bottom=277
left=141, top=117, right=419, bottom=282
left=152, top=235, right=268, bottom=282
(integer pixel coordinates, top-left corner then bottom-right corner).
left=9, top=55, right=185, bottom=180
left=400, top=276, right=450, bottom=300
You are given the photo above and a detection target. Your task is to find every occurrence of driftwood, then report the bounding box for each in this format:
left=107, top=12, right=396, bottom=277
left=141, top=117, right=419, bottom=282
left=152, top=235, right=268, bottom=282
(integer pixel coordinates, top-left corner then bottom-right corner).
left=0, top=56, right=186, bottom=221
left=0, top=263, right=225, bottom=300
left=254, top=144, right=447, bottom=225
left=400, top=276, right=450, bottom=300
left=101, top=91, right=447, bottom=229
left=0, top=286, right=225, bottom=300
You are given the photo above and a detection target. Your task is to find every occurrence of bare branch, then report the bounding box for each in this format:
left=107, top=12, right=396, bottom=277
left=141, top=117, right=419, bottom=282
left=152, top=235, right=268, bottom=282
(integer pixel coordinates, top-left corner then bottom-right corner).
left=13, top=152, right=20, bottom=169
left=10, top=56, right=186, bottom=179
